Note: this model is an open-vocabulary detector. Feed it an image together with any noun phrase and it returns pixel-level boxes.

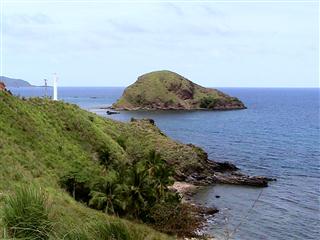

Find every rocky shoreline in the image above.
[175,150,275,188]
[184,163,276,187]
[170,173,275,239]
[170,182,218,239]
[169,155,276,238]
[111,104,246,111]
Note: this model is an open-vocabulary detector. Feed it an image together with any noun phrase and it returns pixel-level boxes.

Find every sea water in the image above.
[9,87,320,240]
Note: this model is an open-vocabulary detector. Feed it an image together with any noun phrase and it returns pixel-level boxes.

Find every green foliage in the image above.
[59,170,91,203]
[89,150,179,221]
[134,94,146,105]
[89,170,126,215]
[148,202,203,237]
[200,96,218,109]
[2,185,53,239]
[116,135,127,150]
[0,92,210,238]
[98,148,111,165]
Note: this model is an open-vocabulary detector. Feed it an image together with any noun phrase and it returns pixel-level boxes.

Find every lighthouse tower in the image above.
[53,73,58,101]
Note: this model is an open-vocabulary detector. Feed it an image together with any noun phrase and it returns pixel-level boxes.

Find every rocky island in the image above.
[112,70,246,110]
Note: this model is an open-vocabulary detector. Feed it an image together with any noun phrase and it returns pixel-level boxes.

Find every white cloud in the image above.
[2,2,318,87]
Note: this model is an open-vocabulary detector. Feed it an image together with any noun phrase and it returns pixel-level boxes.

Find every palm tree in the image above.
[89,171,125,215]
[124,162,156,218]
[89,151,179,219]
[146,150,175,201]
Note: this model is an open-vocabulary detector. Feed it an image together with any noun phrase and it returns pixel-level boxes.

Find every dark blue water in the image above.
[9,87,320,240]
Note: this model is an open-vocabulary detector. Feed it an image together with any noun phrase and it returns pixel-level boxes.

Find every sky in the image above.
[1,0,319,87]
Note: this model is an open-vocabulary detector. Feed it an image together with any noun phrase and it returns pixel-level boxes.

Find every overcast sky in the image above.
[1,0,319,87]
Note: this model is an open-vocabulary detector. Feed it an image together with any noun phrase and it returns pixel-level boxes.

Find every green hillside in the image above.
[0,91,213,239]
[112,70,246,110]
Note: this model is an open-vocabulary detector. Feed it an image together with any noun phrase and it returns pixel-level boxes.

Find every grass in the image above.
[0,184,171,240]
[0,91,212,239]
[2,185,52,239]
[113,70,244,110]
[51,218,137,240]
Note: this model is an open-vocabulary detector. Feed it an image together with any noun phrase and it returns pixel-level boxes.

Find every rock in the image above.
[215,195,220,198]
[106,110,120,115]
[211,172,271,187]
[147,119,155,125]
[177,168,273,188]
[210,161,239,172]
[169,181,198,198]
[205,207,219,215]
[0,82,6,91]
[197,206,219,215]
[130,118,155,125]
[0,82,12,95]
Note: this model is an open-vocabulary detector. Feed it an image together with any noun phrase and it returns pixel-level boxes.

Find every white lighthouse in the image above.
[53,73,58,101]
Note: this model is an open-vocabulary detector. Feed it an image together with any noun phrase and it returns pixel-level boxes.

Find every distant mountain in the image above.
[0,76,34,87]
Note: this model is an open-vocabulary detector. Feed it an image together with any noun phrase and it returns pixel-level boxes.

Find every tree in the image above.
[89,170,126,215]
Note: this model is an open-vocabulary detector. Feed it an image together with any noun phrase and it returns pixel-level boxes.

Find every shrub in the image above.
[116,135,127,150]
[199,96,218,109]
[98,149,110,165]
[148,202,203,237]
[59,170,91,203]
[88,115,95,122]
[2,185,53,239]
[134,94,145,105]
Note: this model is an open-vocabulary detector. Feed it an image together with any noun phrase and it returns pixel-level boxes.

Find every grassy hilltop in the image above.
[112,70,246,110]
[0,91,215,239]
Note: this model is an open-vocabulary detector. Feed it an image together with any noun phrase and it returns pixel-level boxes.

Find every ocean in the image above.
[8,87,320,240]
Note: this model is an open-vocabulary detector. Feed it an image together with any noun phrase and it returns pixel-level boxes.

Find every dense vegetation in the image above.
[0,91,209,239]
[112,70,245,110]
[199,96,219,109]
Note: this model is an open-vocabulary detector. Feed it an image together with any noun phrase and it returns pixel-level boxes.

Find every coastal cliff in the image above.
[112,70,246,111]
[0,91,269,239]
[129,118,271,187]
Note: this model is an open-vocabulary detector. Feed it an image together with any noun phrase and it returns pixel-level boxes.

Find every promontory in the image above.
[0,76,33,87]
[112,70,246,110]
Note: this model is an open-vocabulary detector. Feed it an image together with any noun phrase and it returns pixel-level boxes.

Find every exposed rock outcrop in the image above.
[0,82,6,91]
[184,160,274,187]
[131,118,274,188]
[0,82,12,95]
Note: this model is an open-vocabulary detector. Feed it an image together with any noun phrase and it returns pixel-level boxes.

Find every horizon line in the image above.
[12,85,320,89]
